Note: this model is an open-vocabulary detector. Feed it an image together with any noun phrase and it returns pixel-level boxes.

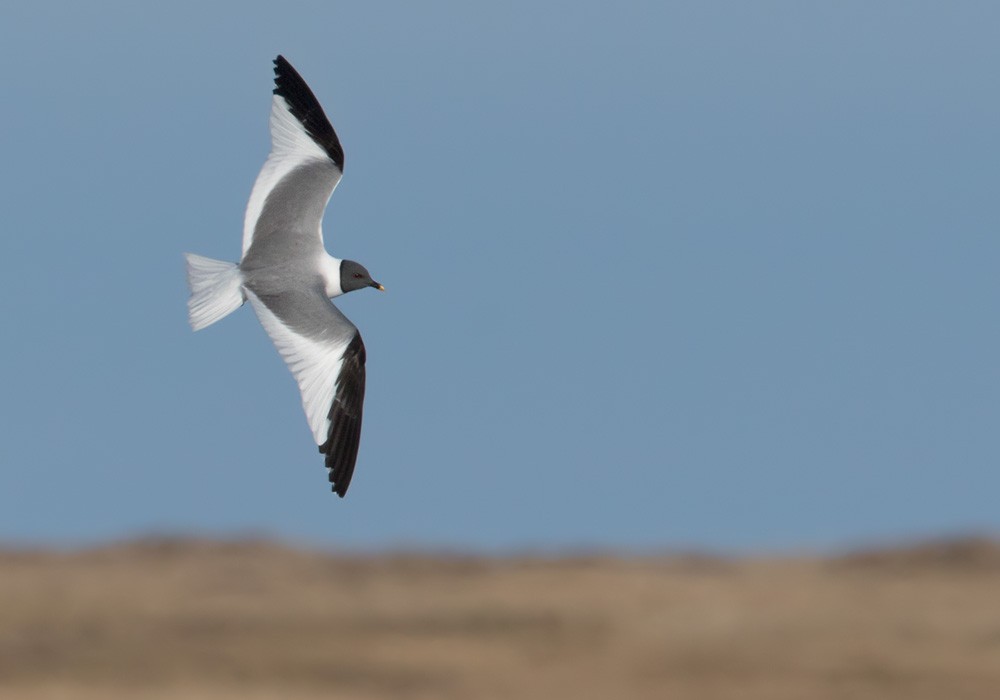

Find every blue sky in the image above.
[1,2,998,552]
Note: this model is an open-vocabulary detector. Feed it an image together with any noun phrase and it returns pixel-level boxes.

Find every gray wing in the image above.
[245,287,366,497]
[241,56,344,261]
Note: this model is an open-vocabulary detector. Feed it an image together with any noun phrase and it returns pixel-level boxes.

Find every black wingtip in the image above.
[318,332,367,498]
[271,55,345,171]
[319,440,354,498]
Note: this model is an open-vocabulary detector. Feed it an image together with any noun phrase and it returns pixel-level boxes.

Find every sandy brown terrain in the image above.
[1,537,998,699]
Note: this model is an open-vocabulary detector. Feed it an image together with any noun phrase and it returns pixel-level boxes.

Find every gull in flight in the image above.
[185,55,383,497]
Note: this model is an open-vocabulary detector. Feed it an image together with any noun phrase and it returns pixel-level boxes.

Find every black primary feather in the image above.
[272,55,345,171]
[319,332,367,497]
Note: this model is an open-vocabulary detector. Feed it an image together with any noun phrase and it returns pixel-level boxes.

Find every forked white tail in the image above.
[184,253,245,330]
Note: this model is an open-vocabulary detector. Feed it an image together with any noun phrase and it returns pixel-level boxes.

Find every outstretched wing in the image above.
[241,55,345,259]
[245,287,366,497]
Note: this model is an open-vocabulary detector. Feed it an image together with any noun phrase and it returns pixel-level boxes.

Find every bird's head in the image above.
[340,259,385,294]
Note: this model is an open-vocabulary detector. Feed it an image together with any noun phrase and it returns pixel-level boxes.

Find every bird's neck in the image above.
[321,254,344,298]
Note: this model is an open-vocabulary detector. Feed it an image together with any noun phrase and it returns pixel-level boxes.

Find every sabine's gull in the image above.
[185,55,383,497]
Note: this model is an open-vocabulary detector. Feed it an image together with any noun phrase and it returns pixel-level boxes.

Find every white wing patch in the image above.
[241,95,343,257]
[245,289,351,445]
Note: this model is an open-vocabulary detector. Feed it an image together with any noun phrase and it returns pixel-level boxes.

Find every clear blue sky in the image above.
[2,2,998,552]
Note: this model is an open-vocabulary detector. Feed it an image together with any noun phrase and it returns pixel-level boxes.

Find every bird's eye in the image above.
[353,273,364,279]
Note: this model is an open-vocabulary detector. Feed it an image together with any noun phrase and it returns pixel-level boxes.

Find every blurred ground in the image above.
[1,537,998,699]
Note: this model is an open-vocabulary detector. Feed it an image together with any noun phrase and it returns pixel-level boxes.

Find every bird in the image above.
[185,55,383,497]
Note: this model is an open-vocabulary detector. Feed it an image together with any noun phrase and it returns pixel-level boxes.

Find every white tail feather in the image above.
[184,253,245,331]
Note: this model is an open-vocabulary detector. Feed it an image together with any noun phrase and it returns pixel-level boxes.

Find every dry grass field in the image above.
[1,537,999,699]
